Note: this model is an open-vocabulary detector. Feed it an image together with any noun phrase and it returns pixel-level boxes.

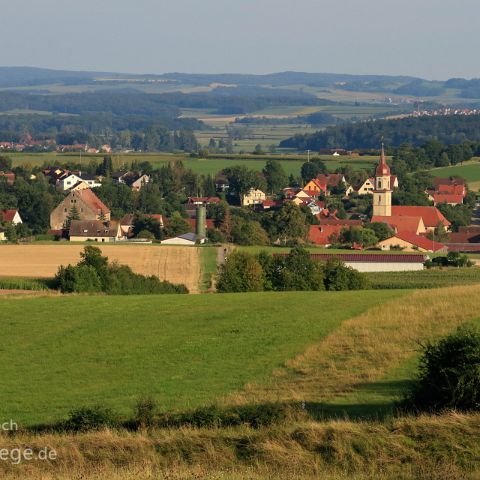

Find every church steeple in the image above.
[375,143,391,177]
[372,144,392,217]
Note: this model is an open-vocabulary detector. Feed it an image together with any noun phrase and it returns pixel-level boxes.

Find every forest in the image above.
[280,115,480,150]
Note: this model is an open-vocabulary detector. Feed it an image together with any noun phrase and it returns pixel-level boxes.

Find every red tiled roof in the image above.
[319,219,363,226]
[395,232,446,252]
[0,209,19,222]
[299,252,427,263]
[308,225,344,245]
[433,193,464,205]
[76,189,110,215]
[371,215,424,234]
[262,199,281,207]
[187,218,215,231]
[437,184,466,196]
[391,206,451,228]
[433,177,465,188]
[316,174,344,188]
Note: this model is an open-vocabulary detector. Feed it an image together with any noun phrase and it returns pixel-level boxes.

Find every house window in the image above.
[378,180,382,189]
[64,208,67,212]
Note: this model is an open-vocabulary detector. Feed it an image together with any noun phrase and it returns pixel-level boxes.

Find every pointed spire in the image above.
[376,142,391,176]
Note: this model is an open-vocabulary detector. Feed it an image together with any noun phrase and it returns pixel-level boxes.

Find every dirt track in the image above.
[0,245,201,293]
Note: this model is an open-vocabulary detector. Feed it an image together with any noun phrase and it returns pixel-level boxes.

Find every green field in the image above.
[9,151,379,177]
[366,267,480,289]
[0,290,402,425]
[428,159,480,190]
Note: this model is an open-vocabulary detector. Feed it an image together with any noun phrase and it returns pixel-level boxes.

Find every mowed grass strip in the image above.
[0,290,402,425]
[228,284,480,417]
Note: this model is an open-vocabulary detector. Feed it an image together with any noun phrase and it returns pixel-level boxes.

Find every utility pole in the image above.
[307,149,311,162]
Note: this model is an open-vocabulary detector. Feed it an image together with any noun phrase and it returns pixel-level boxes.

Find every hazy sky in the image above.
[2,0,478,79]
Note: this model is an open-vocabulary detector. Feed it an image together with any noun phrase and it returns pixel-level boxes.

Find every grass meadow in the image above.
[428,158,480,190]
[0,289,402,426]
[0,285,479,479]
[9,151,380,177]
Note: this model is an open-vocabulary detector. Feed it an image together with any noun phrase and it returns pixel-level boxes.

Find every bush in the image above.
[64,405,118,431]
[134,396,156,428]
[54,246,188,295]
[404,324,480,412]
[216,251,265,293]
[261,247,325,291]
[136,229,155,240]
[323,258,369,291]
[157,403,288,429]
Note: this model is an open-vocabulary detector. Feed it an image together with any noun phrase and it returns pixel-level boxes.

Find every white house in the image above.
[240,189,266,207]
[0,209,22,225]
[59,173,101,191]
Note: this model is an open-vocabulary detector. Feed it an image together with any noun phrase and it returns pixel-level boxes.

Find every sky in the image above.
[2,0,478,79]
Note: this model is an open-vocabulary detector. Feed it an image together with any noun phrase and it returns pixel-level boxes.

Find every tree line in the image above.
[280,115,480,150]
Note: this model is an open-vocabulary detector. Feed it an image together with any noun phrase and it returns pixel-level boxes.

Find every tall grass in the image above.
[0,412,478,479]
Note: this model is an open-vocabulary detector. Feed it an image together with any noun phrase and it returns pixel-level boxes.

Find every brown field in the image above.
[0,245,201,293]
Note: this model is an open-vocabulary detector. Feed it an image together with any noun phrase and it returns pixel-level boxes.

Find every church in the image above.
[370,146,450,252]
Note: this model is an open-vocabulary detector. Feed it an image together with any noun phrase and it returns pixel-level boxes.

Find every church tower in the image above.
[372,144,392,217]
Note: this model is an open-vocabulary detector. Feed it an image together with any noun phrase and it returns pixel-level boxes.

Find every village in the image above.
[1,146,478,273]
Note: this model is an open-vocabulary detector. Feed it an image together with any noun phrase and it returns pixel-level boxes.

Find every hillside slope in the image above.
[0,290,401,425]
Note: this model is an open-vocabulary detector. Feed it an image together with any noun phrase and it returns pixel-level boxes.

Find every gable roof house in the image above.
[240,188,266,207]
[378,232,447,253]
[50,189,111,230]
[356,176,398,195]
[0,209,22,225]
[371,215,427,235]
[391,206,451,231]
[432,193,465,206]
[432,177,465,189]
[112,171,150,191]
[303,178,328,198]
[69,220,123,242]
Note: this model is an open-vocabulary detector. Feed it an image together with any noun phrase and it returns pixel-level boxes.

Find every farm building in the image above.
[69,220,124,242]
[377,232,447,253]
[161,233,202,246]
[309,253,427,272]
[50,189,111,230]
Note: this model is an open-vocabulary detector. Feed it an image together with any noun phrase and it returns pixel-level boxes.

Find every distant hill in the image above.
[1,67,480,101]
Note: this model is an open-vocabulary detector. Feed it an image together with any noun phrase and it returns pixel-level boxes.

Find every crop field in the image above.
[428,159,480,190]
[0,289,403,425]
[0,244,201,293]
[366,267,480,289]
[9,151,380,176]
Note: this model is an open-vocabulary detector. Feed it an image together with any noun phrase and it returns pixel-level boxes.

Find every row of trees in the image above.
[54,246,188,294]
[217,247,368,293]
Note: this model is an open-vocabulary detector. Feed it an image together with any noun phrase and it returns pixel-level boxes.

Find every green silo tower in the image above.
[196,204,207,240]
